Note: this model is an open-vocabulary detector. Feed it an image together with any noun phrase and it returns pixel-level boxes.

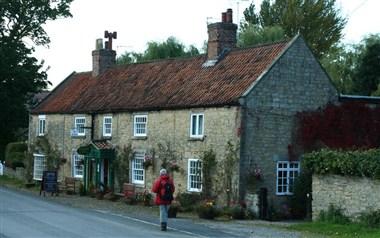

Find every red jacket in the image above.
[152,175,175,205]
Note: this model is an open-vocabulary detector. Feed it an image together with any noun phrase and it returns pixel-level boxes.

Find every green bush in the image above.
[177,192,201,212]
[359,210,380,228]
[230,205,247,220]
[5,142,27,169]
[303,149,380,179]
[318,204,350,224]
[197,201,220,220]
[290,171,312,219]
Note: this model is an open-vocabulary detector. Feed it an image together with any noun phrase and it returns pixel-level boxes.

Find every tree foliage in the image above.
[0,0,73,160]
[352,35,380,96]
[238,24,285,47]
[322,34,380,95]
[240,0,346,58]
[320,44,357,94]
[117,36,200,64]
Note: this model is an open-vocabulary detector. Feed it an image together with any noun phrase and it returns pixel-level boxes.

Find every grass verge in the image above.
[0,175,25,187]
[288,221,380,238]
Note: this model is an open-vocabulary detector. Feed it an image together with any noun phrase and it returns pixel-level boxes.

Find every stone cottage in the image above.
[29,9,338,213]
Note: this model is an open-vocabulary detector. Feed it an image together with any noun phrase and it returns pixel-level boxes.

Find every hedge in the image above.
[303,149,380,179]
[5,142,27,168]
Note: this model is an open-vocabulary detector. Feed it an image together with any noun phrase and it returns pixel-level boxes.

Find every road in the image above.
[0,187,243,238]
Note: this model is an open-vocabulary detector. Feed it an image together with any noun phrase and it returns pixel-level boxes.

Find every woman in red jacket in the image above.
[152,168,175,231]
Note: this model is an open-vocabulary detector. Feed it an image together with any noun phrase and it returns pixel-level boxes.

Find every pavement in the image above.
[2,185,307,238]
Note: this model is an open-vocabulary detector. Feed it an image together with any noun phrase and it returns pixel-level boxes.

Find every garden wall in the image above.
[312,174,380,220]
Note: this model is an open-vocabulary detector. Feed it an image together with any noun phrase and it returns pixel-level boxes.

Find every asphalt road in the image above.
[0,187,243,238]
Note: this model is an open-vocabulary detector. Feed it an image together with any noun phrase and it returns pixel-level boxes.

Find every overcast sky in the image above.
[33,0,379,88]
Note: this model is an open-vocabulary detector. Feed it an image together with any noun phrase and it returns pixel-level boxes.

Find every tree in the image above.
[0,0,73,160]
[240,0,346,59]
[351,35,380,96]
[238,24,286,47]
[117,36,200,64]
[320,44,357,94]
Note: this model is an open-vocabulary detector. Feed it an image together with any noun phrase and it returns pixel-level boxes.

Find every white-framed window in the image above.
[188,159,202,192]
[133,115,147,137]
[38,115,46,136]
[72,151,84,178]
[103,116,112,137]
[132,151,145,184]
[74,116,86,136]
[190,113,204,138]
[276,161,300,195]
[33,154,46,181]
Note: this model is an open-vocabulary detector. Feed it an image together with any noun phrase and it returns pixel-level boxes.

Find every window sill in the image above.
[188,136,204,141]
[133,183,145,188]
[132,136,147,140]
[71,135,86,139]
[276,193,293,196]
[102,136,112,140]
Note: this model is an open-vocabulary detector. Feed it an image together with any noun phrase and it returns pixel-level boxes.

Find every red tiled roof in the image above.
[93,140,113,150]
[32,41,290,114]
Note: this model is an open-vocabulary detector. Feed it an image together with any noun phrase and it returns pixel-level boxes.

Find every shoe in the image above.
[161,222,167,231]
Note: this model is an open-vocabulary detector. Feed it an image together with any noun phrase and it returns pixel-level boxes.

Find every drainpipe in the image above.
[238,96,248,202]
[91,113,95,141]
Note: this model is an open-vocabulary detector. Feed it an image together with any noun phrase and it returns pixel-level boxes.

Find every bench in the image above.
[123,183,135,199]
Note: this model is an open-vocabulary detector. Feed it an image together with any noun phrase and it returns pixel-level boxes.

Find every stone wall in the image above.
[29,106,241,203]
[240,36,338,210]
[312,175,380,220]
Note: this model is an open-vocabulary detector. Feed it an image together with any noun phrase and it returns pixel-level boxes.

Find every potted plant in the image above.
[168,200,180,218]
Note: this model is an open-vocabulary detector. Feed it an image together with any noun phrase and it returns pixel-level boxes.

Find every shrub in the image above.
[359,210,380,228]
[303,149,380,179]
[197,200,221,219]
[177,192,201,212]
[318,204,350,224]
[5,142,27,169]
[290,170,312,219]
[230,204,247,220]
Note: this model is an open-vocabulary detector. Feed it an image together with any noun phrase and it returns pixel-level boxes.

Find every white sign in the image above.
[70,128,79,137]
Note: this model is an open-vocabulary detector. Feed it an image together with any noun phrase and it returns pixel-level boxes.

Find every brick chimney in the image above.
[207,9,237,60]
[92,31,117,77]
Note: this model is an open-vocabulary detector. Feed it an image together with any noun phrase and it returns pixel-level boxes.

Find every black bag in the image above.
[160,181,174,201]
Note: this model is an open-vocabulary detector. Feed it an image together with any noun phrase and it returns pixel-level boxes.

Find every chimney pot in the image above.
[222,12,227,23]
[226,8,233,23]
[95,38,103,50]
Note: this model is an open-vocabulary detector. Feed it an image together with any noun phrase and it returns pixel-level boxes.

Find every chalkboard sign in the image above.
[40,170,58,196]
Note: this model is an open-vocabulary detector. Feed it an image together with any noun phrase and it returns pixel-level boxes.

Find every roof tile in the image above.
[32,41,289,114]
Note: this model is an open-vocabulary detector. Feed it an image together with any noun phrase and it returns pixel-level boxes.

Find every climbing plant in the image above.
[34,137,61,170]
[296,102,380,152]
[223,141,239,206]
[157,142,182,173]
[201,148,217,198]
[113,144,133,192]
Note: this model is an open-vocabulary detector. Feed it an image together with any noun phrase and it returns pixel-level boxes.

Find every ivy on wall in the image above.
[303,148,380,179]
[296,102,380,151]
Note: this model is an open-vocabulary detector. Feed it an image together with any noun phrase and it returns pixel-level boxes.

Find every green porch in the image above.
[77,141,115,193]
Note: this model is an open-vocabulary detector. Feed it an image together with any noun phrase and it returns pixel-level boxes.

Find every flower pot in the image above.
[168,206,178,218]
